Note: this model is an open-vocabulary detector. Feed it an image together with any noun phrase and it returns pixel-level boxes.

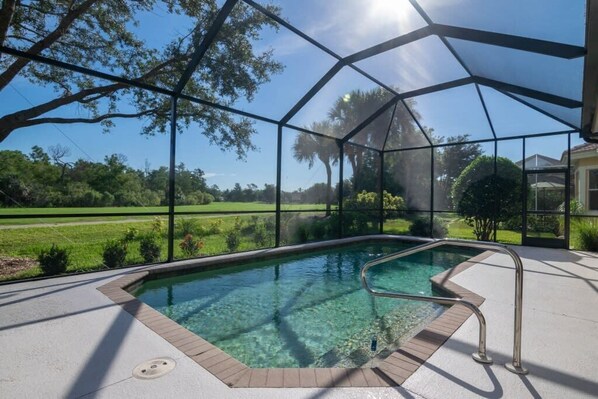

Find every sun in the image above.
[368,0,414,26]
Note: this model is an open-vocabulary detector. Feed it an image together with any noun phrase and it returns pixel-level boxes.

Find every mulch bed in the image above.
[0,256,38,279]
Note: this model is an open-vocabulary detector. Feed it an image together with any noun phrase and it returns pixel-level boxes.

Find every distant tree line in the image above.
[0,145,211,207]
[0,146,344,208]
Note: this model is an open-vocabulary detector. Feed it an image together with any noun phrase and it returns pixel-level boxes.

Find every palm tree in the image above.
[328,89,390,181]
[292,121,339,215]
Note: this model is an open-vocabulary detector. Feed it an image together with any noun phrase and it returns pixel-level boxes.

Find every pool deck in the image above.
[1,242,597,398]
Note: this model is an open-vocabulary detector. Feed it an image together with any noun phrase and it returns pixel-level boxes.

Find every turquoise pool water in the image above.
[134,242,480,368]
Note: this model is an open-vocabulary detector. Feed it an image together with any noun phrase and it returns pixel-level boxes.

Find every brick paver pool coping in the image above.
[97,237,493,388]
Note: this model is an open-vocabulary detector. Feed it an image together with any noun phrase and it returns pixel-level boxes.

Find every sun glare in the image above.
[368,0,414,26]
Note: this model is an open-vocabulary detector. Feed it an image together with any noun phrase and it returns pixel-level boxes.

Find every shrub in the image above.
[409,217,448,238]
[264,216,275,232]
[38,244,70,275]
[102,239,128,268]
[575,219,598,251]
[225,230,241,252]
[502,217,522,232]
[139,234,161,263]
[345,190,406,220]
[341,212,374,236]
[123,227,138,242]
[208,218,224,235]
[310,219,328,240]
[233,216,243,230]
[528,215,561,237]
[151,217,165,235]
[177,218,197,237]
[179,234,203,257]
[453,156,521,241]
[202,193,214,204]
[294,223,310,243]
[253,221,270,247]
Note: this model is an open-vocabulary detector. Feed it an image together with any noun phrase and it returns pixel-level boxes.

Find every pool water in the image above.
[134,242,480,368]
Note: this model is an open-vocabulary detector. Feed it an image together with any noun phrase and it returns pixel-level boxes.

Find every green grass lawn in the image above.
[0,214,282,281]
[0,211,532,282]
[384,216,523,245]
[0,202,328,225]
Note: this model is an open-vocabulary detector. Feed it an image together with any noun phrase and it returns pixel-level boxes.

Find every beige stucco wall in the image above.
[575,157,598,168]
[573,155,598,211]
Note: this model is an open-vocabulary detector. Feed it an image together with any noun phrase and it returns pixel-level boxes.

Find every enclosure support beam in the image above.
[433,24,585,59]
[493,140,498,241]
[338,142,344,238]
[565,133,572,249]
[275,124,283,247]
[280,62,344,125]
[342,97,399,144]
[167,97,178,262]
[430,146,434,238]
[499,90,579,130]
[379,151,385,234]
[521,138,527,246]
[173,0,238,95]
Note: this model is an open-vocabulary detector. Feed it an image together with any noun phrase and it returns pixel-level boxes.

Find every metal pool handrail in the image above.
[360,238,528,375]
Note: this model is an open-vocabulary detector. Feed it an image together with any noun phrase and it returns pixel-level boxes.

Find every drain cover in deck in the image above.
[132,358,176,379]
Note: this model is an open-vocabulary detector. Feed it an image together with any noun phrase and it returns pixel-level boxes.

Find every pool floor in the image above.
[133,243,481,369]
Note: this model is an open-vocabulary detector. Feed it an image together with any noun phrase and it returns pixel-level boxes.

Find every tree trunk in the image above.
[325,161,332,216]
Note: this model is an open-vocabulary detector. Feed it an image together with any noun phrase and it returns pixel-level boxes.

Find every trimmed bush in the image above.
[139,234,161,263]
[102,239,128,268]
[38,244,70,275]
[225,230,240,252]
[409,217,448,238]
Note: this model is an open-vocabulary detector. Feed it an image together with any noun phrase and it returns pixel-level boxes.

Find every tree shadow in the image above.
[0,303,117,332]
[0,273,119,308]
[64,301,138,398]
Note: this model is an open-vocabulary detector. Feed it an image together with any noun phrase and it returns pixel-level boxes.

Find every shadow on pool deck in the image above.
[432,337,598,398]
[65,302,137,398]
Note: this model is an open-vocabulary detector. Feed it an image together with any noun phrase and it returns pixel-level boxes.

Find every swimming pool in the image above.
[133,241,481,369]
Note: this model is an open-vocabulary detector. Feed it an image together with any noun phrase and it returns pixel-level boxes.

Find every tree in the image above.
[292,122,339,215]
[327,88,389,189]
[0,1,283,158]
[326,88,432,205]
[435,135,482,210]
[49,144,72,181]
[259,183,275,203]
[452,156,522,241]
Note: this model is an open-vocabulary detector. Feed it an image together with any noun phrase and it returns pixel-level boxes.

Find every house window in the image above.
[589,170,598,210]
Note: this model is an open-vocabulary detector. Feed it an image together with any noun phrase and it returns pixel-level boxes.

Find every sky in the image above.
[0,0,586,191]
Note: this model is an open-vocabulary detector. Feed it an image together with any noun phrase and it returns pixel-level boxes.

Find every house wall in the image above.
[573,157,598,212]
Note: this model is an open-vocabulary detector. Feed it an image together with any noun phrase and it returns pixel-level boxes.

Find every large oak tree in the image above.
[0,0,282,158]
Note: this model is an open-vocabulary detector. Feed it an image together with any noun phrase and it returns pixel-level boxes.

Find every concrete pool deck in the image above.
[1,244,597,398]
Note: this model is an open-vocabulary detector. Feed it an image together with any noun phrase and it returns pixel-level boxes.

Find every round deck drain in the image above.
[132,358,175,379]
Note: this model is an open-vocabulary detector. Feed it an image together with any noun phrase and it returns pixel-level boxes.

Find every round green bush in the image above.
[38,244,70,275]
[139,234,161,263]
[102,240,127,268]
